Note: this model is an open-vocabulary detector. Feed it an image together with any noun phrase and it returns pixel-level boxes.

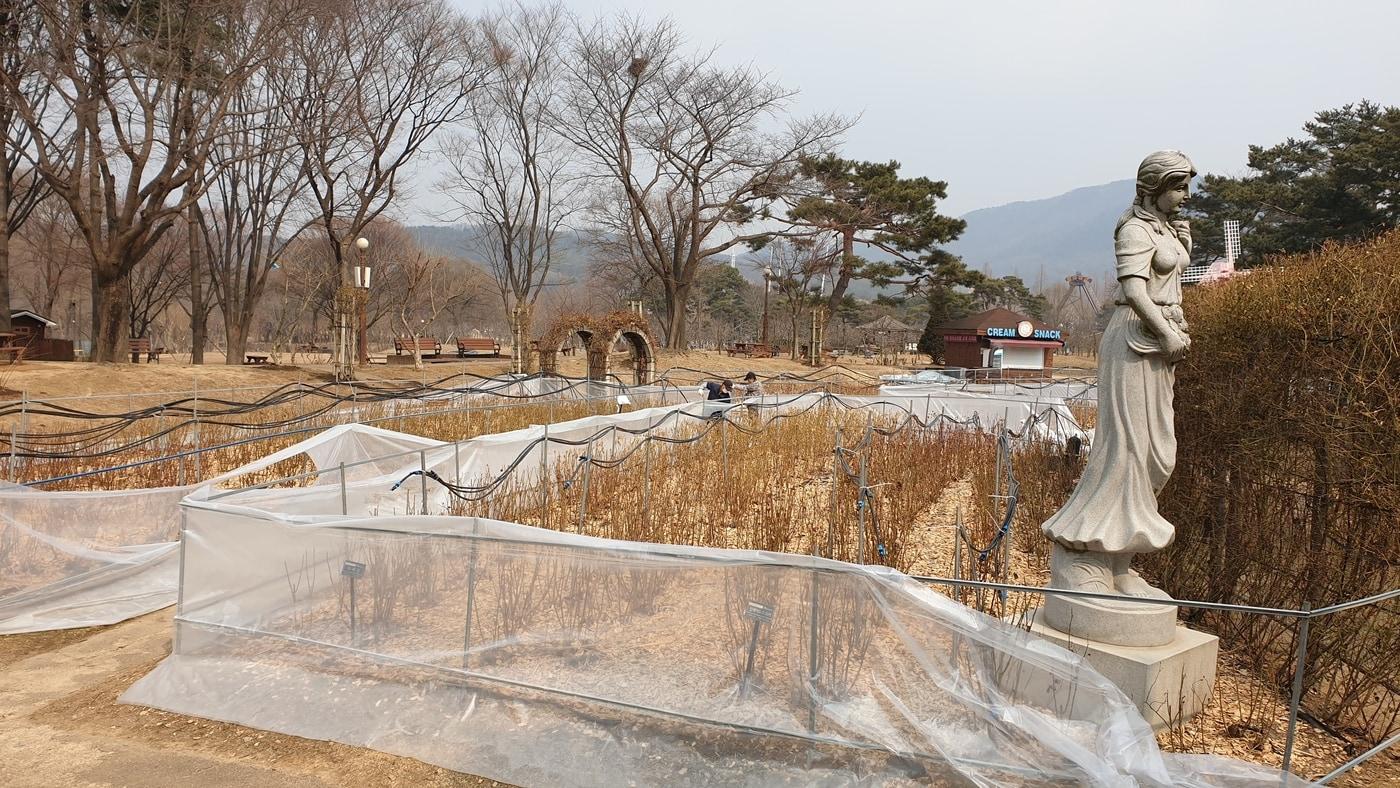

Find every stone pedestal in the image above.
[1010,609,1219,730]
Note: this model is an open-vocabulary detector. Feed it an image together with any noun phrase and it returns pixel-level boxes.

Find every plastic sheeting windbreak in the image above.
[123,513,1305,786]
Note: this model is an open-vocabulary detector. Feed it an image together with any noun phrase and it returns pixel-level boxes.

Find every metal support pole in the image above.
[349,576,358,646]
[828,427,841,559]
[642,435,652,531]
[1281,604,1312,778]
[339,462,348,515]
[857,435,868,566]
[419,449,429,514]
[577,437,593,533]
[7,426,14,480]
[192,380,202,481]
[462,518,479,669]
[721,415,729,487]
[175,508,189,652]
[540,424,550,527]
[807,565,820,733]
[454,440,461,486]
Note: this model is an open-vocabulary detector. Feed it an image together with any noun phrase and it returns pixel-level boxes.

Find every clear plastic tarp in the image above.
[0,388,1081,634]
[121,507,1306,787]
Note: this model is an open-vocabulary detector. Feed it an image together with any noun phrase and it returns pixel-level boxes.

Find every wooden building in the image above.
[931,307,1064,378]
[5,310,74,361]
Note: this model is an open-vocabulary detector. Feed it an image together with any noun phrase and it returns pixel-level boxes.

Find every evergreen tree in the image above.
[1187,101,1400,265]
[785,155,965,326]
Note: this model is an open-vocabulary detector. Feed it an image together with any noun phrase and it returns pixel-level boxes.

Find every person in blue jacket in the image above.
[703,379,733,402]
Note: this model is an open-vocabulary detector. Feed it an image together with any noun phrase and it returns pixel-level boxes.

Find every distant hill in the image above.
[948,179,1133,287]
[410,179,1134,298]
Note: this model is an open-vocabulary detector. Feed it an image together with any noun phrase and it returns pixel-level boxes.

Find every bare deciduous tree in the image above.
[394,252,485,370]
[437,2,578,373]
[127,227,189,343]
[202,53,312,365]
[284,0,487,379]
[555,15,847,349]
[13,199,86,319]
[766,237,837,359]
[0,3,54,332]
[0,0,293,361]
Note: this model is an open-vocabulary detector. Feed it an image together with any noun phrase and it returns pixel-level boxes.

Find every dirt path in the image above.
[0,611,506,788]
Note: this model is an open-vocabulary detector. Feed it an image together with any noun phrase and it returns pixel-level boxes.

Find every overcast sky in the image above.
[418,0,1400,222]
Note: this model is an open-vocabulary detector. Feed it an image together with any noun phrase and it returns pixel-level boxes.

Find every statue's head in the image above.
[1134,150,1196,215]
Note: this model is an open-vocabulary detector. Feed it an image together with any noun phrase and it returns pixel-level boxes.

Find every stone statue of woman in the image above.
[1040,150,1195,646]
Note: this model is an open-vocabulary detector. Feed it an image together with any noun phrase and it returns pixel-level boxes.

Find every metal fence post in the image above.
[339,462,349,515]
[462,518,480,669]
[721,415,729,487]
[577,436,593,533]
[642,435,652,531]
[807,562,821,734]
[540,424,550,527]
[856,431,868,565]
[829,427,842,559]
[192,379,202,481]
[1281,603,1312,779]
[419,449,429,514]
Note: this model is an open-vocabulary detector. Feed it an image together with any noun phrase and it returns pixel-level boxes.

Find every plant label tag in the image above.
[341,560,366,578]
[744,601,775,625]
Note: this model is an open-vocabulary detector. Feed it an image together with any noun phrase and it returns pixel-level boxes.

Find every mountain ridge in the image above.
[408,178,1135,298]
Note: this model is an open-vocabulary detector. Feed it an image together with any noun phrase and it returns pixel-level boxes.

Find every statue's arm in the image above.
[1120,277,1187,358]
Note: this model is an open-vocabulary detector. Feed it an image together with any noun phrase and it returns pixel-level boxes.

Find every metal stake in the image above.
[419,449,429,514]
[807,565,821,733]
[462,518,479,669]
[721,415,729,487]
[339,462,348,515]
[642,435,652,530]
[540,424,550,527]
[1281,604,1312,778]
[828,427,841,559]
[857,435,868,566]
[577,437,593,533]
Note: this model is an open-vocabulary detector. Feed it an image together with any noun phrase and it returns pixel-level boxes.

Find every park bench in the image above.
[456,337,501,358]
[129,338,162,363]
[394,337,442,357]
[244,353,270,365]
[529,340,579,357]
[726,342,774,358]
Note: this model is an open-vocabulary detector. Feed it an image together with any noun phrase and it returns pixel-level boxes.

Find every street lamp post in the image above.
[353,237,371,366]
[760,266,773,346]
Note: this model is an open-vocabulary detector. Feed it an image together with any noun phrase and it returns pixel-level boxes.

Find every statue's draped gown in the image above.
[1042,206,1190,554]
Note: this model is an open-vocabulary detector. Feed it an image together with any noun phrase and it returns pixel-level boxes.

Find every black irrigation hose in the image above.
[1,364,874,459]
[384,392,1070,516]
[4,373,650,460]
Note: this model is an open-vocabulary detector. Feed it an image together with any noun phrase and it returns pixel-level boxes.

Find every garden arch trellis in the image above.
[537,312,656,385]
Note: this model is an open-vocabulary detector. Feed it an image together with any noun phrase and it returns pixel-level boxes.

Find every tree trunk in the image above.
[0,169,10,333]
[189,204,206,363]
[822,227,856,332]
[225,317,249,368]
[91,266,131,362]
[516,303,534,374]
[789,313,799,360]
[664,280,691,349]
